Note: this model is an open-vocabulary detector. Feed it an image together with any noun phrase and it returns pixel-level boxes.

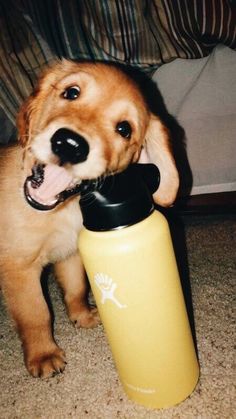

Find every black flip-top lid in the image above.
[79,163,160,231]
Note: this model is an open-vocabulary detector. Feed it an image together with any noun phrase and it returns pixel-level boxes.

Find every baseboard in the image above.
[173,191,236,215]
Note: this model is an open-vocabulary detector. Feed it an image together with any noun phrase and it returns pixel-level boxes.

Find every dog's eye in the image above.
[116,121,132,139]
[62,86,80,100]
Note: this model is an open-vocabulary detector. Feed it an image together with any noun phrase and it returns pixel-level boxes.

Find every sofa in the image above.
[153,44,236,211]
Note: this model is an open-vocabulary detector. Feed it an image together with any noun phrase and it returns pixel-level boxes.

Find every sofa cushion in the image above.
[153,45,236,196]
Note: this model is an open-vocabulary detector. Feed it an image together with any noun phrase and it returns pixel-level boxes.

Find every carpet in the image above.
[0,213,235,419]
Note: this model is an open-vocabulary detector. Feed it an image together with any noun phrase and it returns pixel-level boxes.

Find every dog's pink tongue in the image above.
[28,164,74,205]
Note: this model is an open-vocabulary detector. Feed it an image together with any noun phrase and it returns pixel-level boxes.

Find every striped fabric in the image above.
[0,0,235,126]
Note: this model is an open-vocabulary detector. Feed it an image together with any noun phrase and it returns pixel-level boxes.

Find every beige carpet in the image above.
[0,214,235,419]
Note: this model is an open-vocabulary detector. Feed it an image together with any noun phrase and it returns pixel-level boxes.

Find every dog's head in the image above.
[17,60,179,209]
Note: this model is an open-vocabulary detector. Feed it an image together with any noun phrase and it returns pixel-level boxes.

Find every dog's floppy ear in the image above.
[139,114,179,207]
[16,60,69,147]
[17,93,37,147]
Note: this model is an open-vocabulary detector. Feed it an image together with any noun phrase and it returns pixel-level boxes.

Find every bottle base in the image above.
[123,368,200,410]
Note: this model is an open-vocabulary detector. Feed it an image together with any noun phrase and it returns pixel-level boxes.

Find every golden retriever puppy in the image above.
[0,60,179,378]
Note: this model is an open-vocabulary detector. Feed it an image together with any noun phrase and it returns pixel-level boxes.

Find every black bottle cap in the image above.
[79,163,160,231]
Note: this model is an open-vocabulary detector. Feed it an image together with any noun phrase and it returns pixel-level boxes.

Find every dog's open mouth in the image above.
[24,163,83,211]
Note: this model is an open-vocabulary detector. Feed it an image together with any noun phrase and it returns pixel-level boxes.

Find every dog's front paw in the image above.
[70,306,100,328]
[26,346,66,378]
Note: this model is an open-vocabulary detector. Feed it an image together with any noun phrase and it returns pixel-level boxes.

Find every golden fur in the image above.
[0,61,179,378]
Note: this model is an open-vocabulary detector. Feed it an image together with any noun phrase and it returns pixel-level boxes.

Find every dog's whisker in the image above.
[21,127,42,138]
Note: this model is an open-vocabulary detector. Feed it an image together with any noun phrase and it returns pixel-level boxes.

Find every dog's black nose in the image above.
[51,128,89,164]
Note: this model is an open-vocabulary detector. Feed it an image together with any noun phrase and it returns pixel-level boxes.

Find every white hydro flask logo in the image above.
[94,273,127,309]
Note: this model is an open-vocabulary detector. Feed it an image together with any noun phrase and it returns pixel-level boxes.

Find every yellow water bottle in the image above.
[78,164,199,409]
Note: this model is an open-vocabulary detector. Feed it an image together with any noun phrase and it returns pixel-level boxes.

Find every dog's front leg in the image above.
[54,252,100,328]
[2,266,66,378]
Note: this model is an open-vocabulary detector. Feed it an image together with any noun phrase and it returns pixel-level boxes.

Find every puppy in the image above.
[0,60,179,378]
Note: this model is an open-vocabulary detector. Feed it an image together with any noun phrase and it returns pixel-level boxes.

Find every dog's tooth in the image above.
[30,164,45,188]
[31,180,39,189]
[37,164,45,176]
[31,178,43,189]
